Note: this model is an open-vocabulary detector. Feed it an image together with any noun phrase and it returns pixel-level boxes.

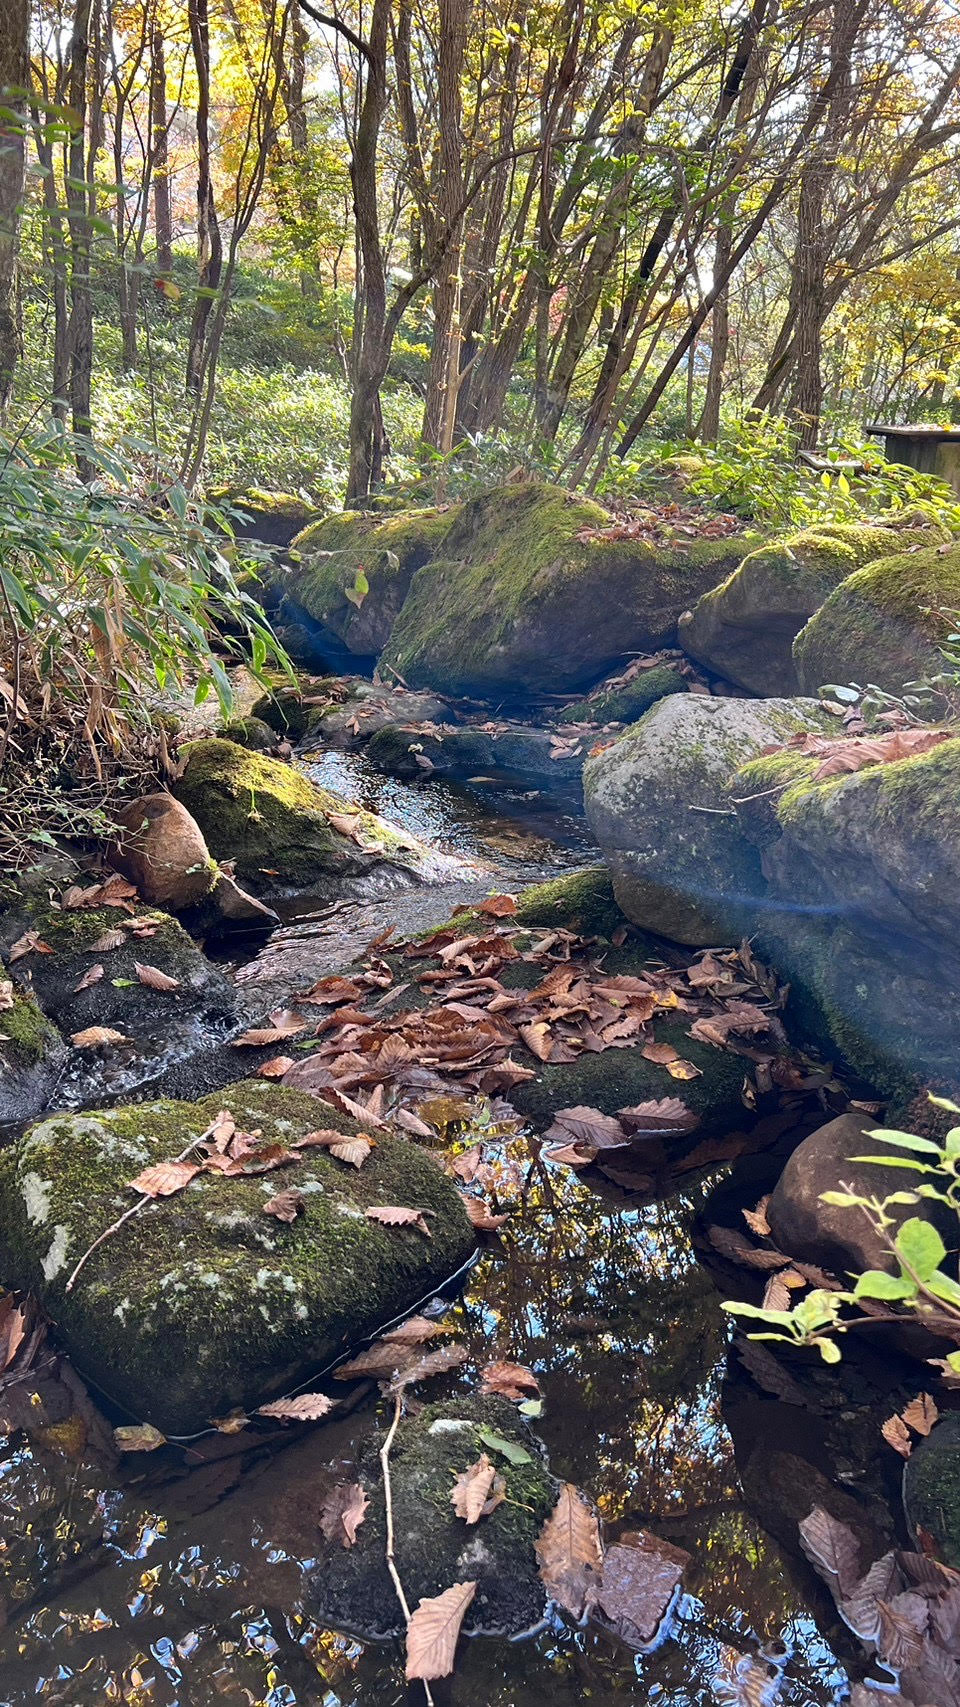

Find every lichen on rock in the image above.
[0,1080,475,1433]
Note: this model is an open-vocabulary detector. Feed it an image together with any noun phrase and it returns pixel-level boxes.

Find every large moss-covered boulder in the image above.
[380,483,751,701]
[679,519,948,695]
[313,1394,556,1639]
[794,541,960,694]
[173,737,428,896]
[213,485,320,548]
[904,1415,960,1568]
[0,1080,475,1434]
[583,693,832,944]
[289,506,460,657]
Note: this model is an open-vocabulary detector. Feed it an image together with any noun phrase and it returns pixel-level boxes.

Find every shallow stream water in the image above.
[0,746,885,1705]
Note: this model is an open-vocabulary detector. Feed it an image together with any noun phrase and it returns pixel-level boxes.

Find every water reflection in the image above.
[0,1142,852,1706]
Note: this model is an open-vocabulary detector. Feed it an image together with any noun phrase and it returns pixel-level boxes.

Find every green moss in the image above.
[251,687,317,740]
[381,482,753,699]
[173,737,409,889]
[732,751,821,846]
[1,993,57,1062]
[219,716,277,752]
[1,1079,474,1433]
[558,663,688,724]
[289,506,460,651]
[513,868,628,938]
[906,1423,960,1568]
[794,541,960,693]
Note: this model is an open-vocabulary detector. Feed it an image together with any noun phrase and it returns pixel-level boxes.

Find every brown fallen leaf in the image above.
[129,1160,201,1198]
[262,1188,306,1223]
[536,1483,604,1618]
[544,1141,597,1168]
[544,1105,627,1151]
[881,1414,914,1457]
[641,1041,679,1065]
[256,1055,294,1078]
[451,1454,498,1523]
[232,1018,309,1045]
[459,1193,510,1231]
[319,1481,370,1547]
[666,1058,702,1080]
[293,1127,375,1168]
[210,1408,250,1434]
[405,1580,477,1681]
[478,894,518,917]
[366,1205,433,1237]
[520,1020,553,1061]
[0,1293,27,1373]
[743,1195,771,1238]
[71,1024,132,1048]
[9,930,54,961]
[390,1342,469,1389]
[706,1224,791,1270]
[591,1533,686,1649]
[381,1315,445,1345]
[134,962,180,992]
[798,1505,863,1597]
[257,1392,336,1422]
[618,1098,699,1135]
[901,1392,939,1436]
[88,926,127,953]
[114,1422,167,1452]
[480,1360,541,1402]
[72,963,105,993]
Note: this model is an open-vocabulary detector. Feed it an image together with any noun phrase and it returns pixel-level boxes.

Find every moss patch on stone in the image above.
[381,482,752,701]
[289,506,460,655]
[557,664,688,724]
[219,715,278,752]
[0,1079,474,1433]
[794,541,960,693]
[513,868,628,938]
[312,1393,555,1639]
[1,991,59,1062]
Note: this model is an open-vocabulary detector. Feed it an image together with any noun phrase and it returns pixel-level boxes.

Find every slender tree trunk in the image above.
[151,24,173,273]
[186,0,222,395]
[0,0,28,419]
[421,0,470,450]
[346,0,391,502]
[700,219,731,440]
[66,0,96,472]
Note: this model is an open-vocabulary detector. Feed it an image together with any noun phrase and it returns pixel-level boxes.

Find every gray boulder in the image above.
[583,693,832,944]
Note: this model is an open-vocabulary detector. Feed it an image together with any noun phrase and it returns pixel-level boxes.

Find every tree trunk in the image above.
[151,24,173,273]
[421,0,470,451]
[186,0,222,395]
[699,219,731,441]
[66,0,96,471]
[345,0,391,503]
[0,0,28,419]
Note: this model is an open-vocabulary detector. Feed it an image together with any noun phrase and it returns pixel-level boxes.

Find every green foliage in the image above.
[723,1098,960,1379]
[599,414,960,530]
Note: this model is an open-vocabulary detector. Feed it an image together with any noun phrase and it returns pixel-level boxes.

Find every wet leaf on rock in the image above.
[591,1533,686,1649]
[365,1204,433,1236]
[405,1580,477,1680]
[71,1024,132,1048]
[257,1392,336,1422]
[641,1041,679,1064]
[262,1188,305,1222]
[72,963,105,993]
[88,926,127,952]
[134,961,180,991]
[477,894,517,917]
[480,1360,541,1402]
[256,1055,295,1078]
[666,1058,702,1080]
[451,1453,498,1523]
[881,1414,914,1458]
[743,1196,771,1238]
[319,1480,370,1547]
[129,1160,201,1197]
[536,1483,603,1618]
[901,1393,939,1436]
[798,1505,862,1597]
[232,1017,310,1045]
[390,1342,469,1390]
[114,1422,167,1452]
[10,930,55,961]
[543,1106,628,1151]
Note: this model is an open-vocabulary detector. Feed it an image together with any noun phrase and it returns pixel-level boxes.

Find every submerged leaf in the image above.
[319,1481,370,1547]
[536,1483,604,1618]
[257,1392,336,1422]
[405,1580,477,1680]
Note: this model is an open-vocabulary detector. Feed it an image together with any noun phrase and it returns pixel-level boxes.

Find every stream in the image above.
[0,744,889,1705]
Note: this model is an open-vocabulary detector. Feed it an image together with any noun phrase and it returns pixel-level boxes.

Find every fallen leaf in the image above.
[743,1196,772,1238]
[262,1188,305,1223]
[901,1393,939,1436]
[707,1224,791,1269]
[618,1098,699,1135]
[129,1160,201,1198]
[0,1294,27,1372]
[520,1021,553,1061]
[641,1042,679,1064]
[536,1482,604,1618]
[134,962,180,992]
[114,1422,167,1452]
[478,894,518,917]
[405,1580,477,1680]
[476,1425,532,1465]
[366,1205,433,1237]
[232,1018,309,1045]
[256,1392,336,1422]
[543,1105,627,1151]
[88,927,127,952]
[881,1414,914,1457]
[459,1193,510,1230]
[72,963,105,993]
[591,1533,685,1648]
[9,930,54,961]
[319,1481,370,1547]
[391,1343,469,1389]
[798,1505,862,1596]
[480,1360,541,1402]
[210,1408,250,1433]
[381,1315,445,1345]
[451,1454,498,1523]
[70,1024,131,1048]
[256,1055,294,1078]
[666,1058,702,1080]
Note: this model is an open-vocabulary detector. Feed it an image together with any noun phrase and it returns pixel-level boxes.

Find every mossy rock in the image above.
[904,1415,960,1568]
[312,1394,556,1639]
[583,692,834,945]
[251,686,320,741]
[0,1080,475,1434]
[680,520,948,696]
[172,738,416,895]
[0,901,234,1038]
[381,482,753,702]
[212,485,320,548]
[513,868,627,938]
[557,663,688,724]
[219,716,278,753]
[289,506,460,656]
[0,991,67,1124]
[794,541,960,694]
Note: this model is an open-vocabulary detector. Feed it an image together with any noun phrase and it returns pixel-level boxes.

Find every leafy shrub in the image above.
[723,1099,960,1379]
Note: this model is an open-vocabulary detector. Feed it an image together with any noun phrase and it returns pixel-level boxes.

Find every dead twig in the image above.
[381,1391,435,1707]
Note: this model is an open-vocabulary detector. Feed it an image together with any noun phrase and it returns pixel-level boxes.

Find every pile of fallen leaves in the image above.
[764,724,952,784]
[577,501,742,547]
